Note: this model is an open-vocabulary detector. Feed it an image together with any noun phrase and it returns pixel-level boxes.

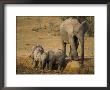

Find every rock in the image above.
[65,61,80,73]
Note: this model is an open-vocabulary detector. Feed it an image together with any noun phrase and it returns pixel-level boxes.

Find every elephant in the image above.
[30,44,48,71]
[60,17,88,66]
[47,49,68,73]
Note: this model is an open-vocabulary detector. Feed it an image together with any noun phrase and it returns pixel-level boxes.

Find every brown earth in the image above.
[16,16,94,74]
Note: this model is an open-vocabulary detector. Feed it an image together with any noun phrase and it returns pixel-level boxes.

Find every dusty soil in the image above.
[16,16,94,74]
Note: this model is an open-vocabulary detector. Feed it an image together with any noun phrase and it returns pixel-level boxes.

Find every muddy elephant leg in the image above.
[69,34,79,60]
[49,61,53,72]
[41,61,46,73]
[34,61,39,70]
[42,60,46,70]
[57,64,62,74]
[59,64,65,74]
[46,61,49,70]
[37,61,42,71]
[32,59,36,68]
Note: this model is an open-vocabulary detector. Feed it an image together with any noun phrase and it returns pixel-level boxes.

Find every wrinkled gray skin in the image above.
[30,44,48,71]
[60,18,88,65]
[47,49,68,73]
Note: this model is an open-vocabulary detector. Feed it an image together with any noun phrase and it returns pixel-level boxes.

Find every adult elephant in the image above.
[60,17,88,66]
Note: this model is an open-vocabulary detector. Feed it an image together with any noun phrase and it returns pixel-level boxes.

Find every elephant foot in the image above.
[70,55,74,60]
[40,70,44,74]
[80,64,84,68]
[79,61,85,68]
[74,56,79,61]
[36,68,39,71]
[48,70,52,73]
[58,71,62,74]
[70,55,79,61]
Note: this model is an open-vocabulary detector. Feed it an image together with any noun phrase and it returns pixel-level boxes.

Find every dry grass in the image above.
[16,16,94,74]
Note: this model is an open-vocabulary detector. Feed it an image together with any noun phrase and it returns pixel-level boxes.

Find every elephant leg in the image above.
[49,61,53,71]
[57,64,62,74]
[69,45,71,58]
[32,60,36,68]
[77,34,84,66]
[42,60,46,70]
[38,61,42,71]
[35,61,39,70]
[61,40,66,56]
[46,61,49,70]
[74,36,79,51]
[69,45,74,60]
[60,63,65,74]
[69,34,79,60]
[41,61,46,73]
[80,37,84,65]
[69,36,79,60]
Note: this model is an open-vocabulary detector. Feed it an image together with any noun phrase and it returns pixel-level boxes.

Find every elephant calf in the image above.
[30,44,48,71]
[47,49,68,73]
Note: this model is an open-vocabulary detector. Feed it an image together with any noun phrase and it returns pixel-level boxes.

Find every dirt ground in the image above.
[16,16,94,74]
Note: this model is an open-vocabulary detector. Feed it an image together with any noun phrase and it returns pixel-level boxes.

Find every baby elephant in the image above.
[30,44,48,71]
[47,49,68,73]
